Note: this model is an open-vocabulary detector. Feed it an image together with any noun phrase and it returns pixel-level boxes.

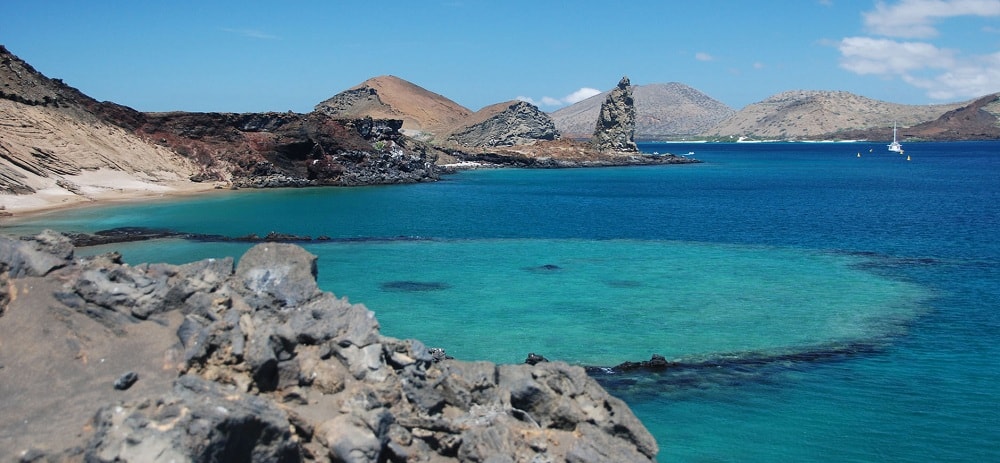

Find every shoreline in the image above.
[0,173,223,222]
[2,154,697,222]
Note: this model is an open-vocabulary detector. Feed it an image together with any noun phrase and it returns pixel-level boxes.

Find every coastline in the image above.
[0,169,223,221]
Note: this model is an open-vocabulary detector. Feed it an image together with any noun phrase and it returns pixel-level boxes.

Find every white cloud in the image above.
[563,87,602,104]
[518,87,603,108]
[541,96,563,106]
[863,0,1000,39]
[903,51,1000,99]
[838,37,955,74]
[838,0,1000,101]
[695,52,714,61]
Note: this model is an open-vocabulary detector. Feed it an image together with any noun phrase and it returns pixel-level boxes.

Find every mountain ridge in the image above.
[703,90,983,140]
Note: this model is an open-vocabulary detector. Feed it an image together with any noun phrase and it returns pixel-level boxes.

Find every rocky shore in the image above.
[0,231,658,462]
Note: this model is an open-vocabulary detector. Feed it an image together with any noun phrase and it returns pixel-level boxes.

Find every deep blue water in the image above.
[5,141,999,462]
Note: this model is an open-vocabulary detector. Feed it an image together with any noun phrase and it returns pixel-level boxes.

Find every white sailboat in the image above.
[888,122,903,153]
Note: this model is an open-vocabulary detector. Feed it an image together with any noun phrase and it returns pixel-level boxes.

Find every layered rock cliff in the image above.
[0,45,198,197]
[0,232,659,462]
[591,77,639,152]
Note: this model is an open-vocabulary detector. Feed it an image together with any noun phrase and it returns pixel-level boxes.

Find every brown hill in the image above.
[704,90,966,140]
[551,83,735,139]
[313,75,472,140]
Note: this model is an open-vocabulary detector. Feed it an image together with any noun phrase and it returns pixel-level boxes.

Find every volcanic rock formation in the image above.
[446,100,560,147]
[0,231,659,462]
[134,112,442,187]
[591,77,639,152]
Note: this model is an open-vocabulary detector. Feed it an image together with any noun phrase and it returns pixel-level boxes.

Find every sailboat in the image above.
[888,122,903,153]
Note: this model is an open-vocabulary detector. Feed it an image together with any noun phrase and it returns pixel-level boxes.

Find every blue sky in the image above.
[3,1,998,113]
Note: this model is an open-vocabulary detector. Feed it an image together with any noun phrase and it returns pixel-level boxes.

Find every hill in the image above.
[704,90,968,140]
[313,75,472,141]
[0,45,202,210]
[550,82,735,140]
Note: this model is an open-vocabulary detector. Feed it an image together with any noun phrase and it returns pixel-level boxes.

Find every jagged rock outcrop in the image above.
[0,232,658,462]
[591,77,639,152]
[447,100,559,147]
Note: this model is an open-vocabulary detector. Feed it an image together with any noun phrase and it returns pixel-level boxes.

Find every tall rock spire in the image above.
[591,76,638,152]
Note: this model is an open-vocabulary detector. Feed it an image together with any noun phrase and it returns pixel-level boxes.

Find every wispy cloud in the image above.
[862,0,1000,39]
[695,52,714,61]
[517,87,602,107]
[221,28,280,40]
[838,0,1000,101]
[839,37,956,74]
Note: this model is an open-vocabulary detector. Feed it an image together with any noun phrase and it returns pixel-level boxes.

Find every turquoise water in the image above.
[6,141,998,462]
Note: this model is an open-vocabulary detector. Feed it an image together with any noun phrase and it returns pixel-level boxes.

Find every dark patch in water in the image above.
[605,279,643,288]
[836,249,941,270]
[65,226,434,247]
[380,281,452,292]
[567,341,890,399]
[525,264,562,273]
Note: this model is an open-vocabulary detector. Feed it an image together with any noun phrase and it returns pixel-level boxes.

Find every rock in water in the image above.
[592,76,639,153]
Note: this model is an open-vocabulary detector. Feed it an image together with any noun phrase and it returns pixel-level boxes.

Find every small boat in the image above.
[857,152,861,157]
[888,122,903,153]
[906,155,911,161]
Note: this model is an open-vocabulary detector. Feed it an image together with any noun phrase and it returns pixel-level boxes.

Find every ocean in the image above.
[6,141,998,462]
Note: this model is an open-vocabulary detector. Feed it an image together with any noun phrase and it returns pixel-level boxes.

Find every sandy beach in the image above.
[0,168,222,221]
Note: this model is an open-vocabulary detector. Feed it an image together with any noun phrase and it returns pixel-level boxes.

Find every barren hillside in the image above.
[0,45,203,212]
[705,90,964,139]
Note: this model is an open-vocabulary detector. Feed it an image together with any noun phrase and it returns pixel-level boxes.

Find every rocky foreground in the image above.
[0,231,657,462]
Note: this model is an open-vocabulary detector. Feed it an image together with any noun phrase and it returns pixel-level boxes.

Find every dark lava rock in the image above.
[592,76,639,153]
[113,371,139,390]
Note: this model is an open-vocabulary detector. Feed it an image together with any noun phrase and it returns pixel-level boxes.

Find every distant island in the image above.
[1,43,997,216]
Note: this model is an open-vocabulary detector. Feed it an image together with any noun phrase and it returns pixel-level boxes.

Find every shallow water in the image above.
[6,141,999,462]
